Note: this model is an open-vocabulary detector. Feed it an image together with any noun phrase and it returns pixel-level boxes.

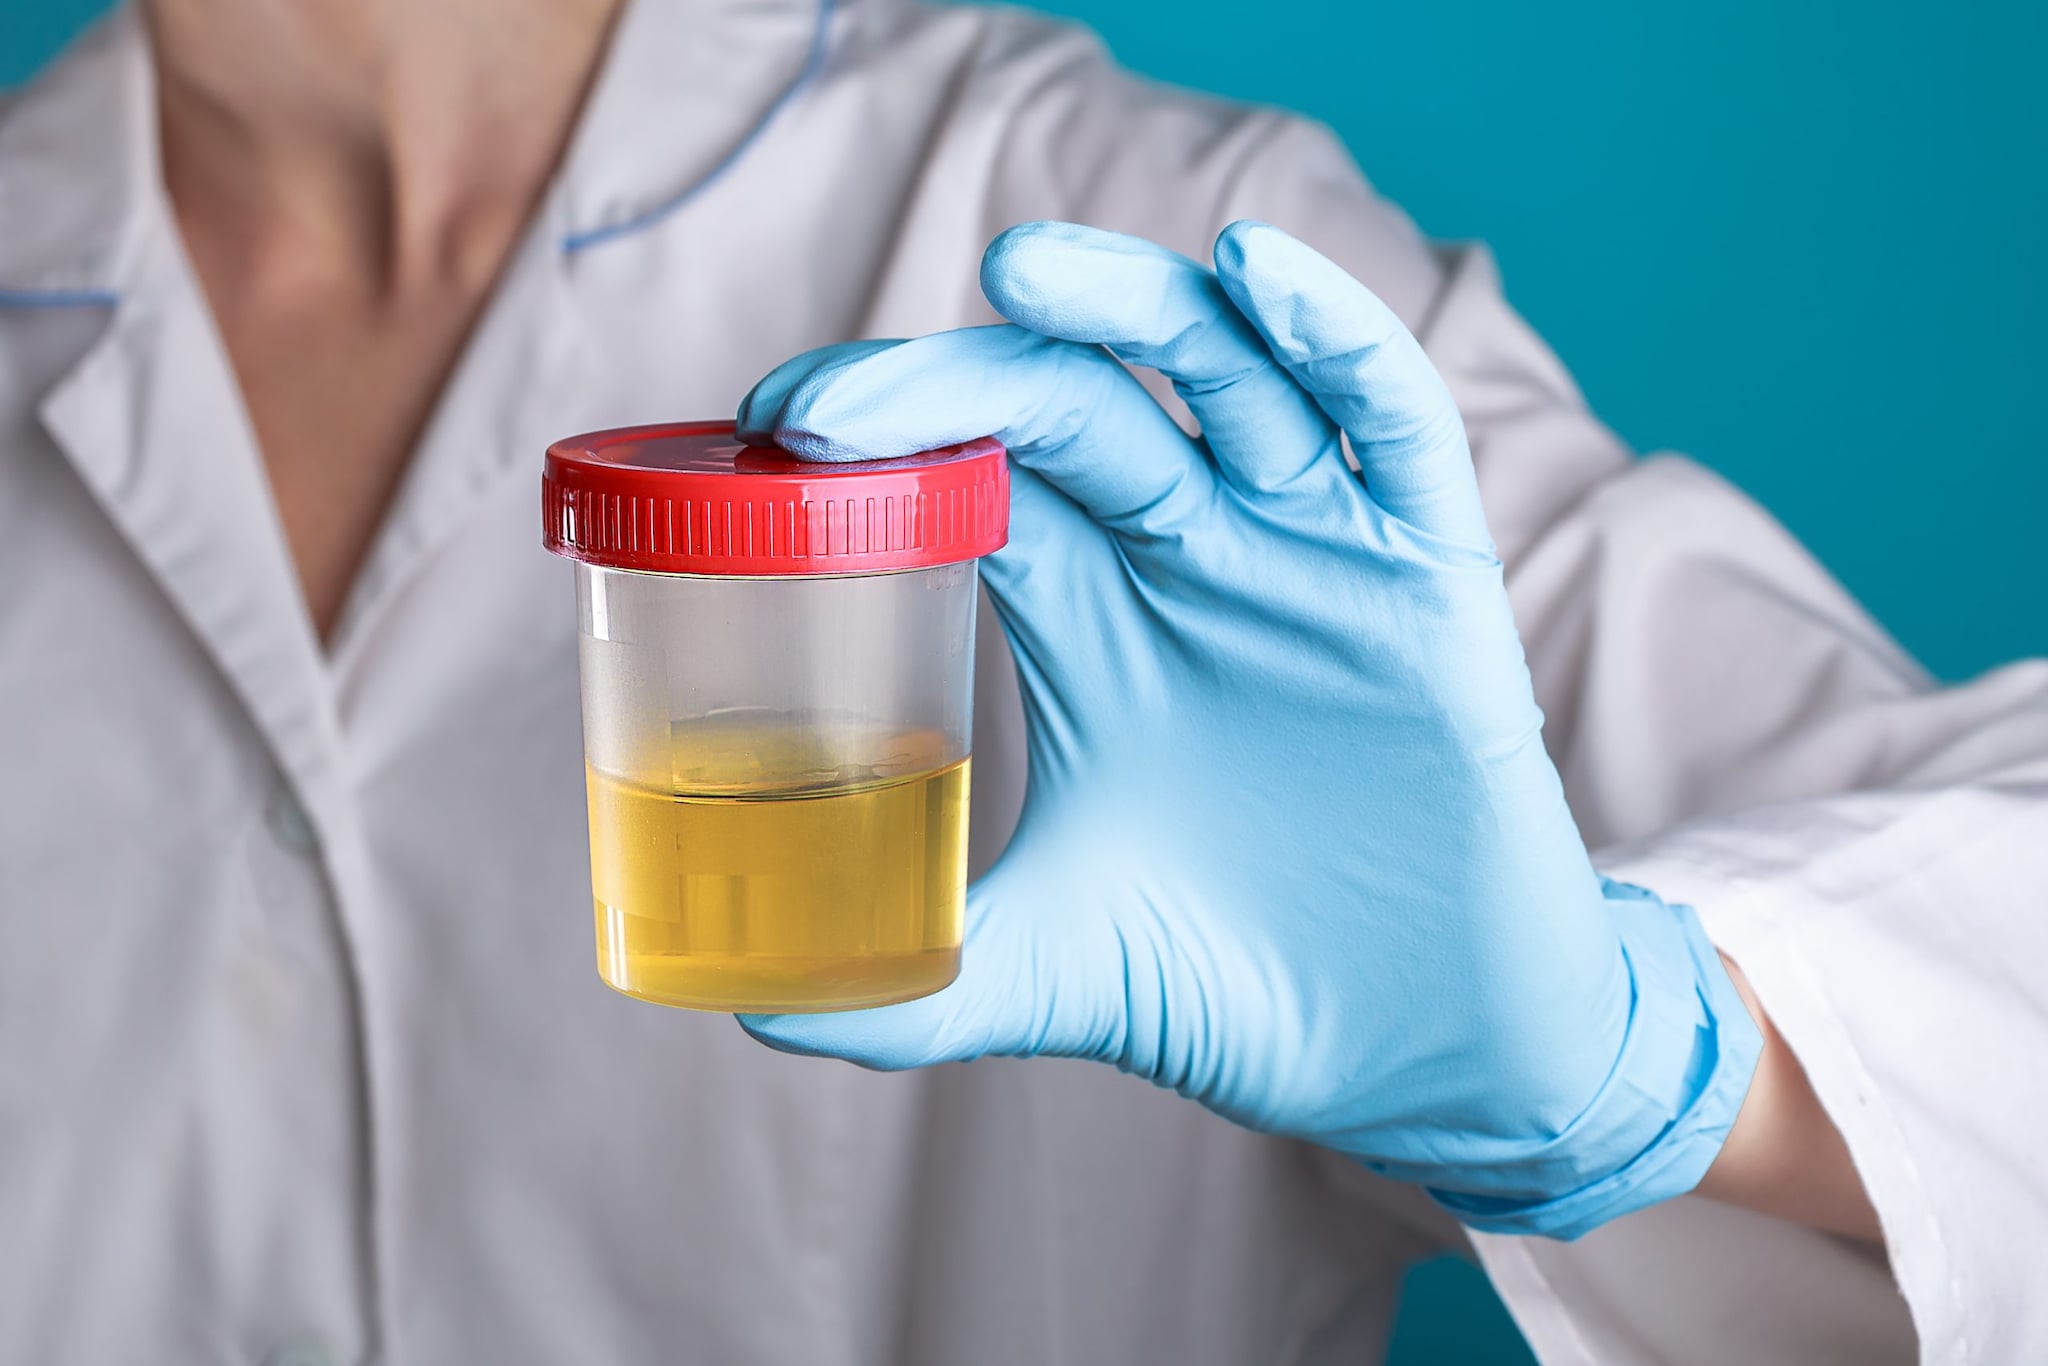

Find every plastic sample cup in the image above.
[543,421,1009,1012]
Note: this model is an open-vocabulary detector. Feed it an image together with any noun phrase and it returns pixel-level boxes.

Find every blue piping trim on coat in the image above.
[560,0,839,255]
[0,287,120,309]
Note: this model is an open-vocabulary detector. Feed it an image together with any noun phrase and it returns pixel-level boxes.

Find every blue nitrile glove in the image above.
[733,221,1761,1239]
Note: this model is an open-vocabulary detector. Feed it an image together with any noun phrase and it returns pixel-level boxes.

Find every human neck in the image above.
[148,0,624,297]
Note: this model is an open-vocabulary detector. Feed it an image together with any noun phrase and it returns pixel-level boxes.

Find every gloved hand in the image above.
[734,221,1761,1238]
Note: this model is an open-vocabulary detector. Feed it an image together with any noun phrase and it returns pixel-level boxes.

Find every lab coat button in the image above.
[266,785,318,856]
[263,1347,336,1366]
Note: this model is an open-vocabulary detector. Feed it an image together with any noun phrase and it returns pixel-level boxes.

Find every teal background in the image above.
[8,1,2044,1361]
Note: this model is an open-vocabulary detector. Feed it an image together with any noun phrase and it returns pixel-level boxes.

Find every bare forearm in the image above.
[1694,953,1882,1242]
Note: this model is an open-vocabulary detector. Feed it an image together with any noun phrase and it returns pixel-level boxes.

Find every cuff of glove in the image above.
[1426,879,1764,1241]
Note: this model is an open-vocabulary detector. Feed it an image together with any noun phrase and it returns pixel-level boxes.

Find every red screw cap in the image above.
[544,421,1009,577]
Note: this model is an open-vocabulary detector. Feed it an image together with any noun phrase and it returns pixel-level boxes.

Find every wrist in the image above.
[1694,953,1882,1242]
[1425,880,1765,1240]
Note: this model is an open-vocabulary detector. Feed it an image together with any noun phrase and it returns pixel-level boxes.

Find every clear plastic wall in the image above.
[575,561,979,1011]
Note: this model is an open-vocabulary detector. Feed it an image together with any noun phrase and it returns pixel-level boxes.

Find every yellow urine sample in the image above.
[585,727,968,1012]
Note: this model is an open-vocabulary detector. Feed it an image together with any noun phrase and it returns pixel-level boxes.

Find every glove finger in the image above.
[735,338,902,448]
[1214,221,1493,550]
[736,854,1114,1068]
[980,221,1342,496]
[747,324,1217,537]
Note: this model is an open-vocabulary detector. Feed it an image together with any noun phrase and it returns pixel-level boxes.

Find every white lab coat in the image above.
[1,3,2042,1363]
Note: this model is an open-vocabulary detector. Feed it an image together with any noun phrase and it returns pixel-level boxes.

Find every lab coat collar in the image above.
[34,244,356,837]
[1,9,349,838]
[0,6,152,298]
[552,0,846,251]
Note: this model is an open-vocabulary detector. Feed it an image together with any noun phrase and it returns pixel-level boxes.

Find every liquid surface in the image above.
[586,731,968,1012]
